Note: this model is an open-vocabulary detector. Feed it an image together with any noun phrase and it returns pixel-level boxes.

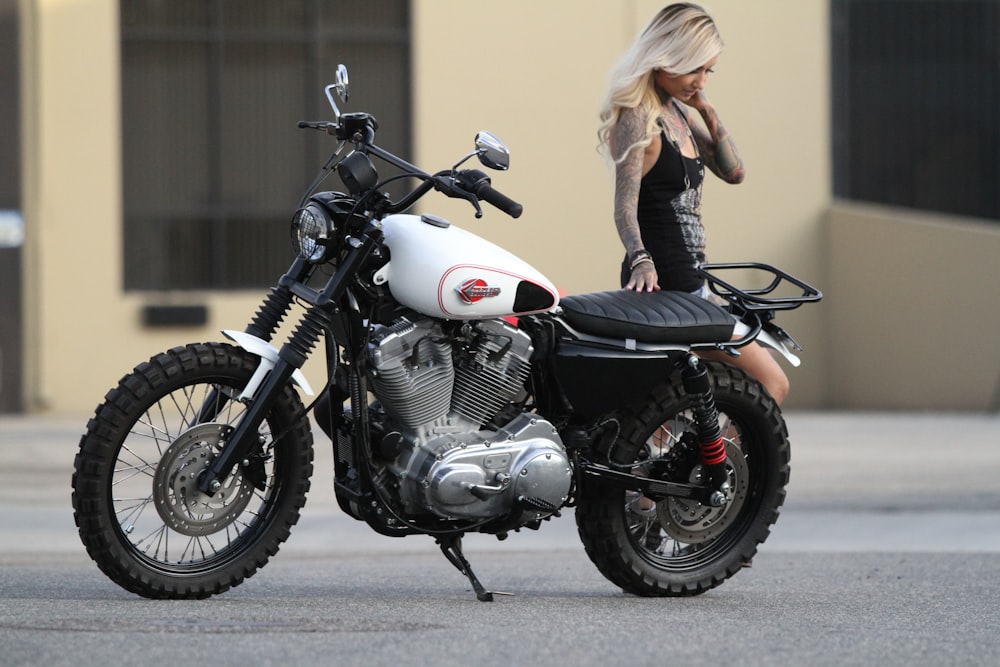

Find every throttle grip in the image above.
[475,183,523,218]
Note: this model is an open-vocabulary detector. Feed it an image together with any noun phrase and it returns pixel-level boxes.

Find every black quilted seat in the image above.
[558,290,735,345]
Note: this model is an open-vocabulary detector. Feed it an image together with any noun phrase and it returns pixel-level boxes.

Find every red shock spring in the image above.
[680,355,728,488]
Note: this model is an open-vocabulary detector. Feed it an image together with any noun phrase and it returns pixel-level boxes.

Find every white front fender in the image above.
[222,330,316,399]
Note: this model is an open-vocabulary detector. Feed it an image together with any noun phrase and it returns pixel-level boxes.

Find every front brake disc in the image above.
[152,423,256,537]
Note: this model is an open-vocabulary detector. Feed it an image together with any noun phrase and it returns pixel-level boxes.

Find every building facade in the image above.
[8,0,1000,414]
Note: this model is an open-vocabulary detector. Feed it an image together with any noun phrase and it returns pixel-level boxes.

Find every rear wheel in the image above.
[72,343,313,599]
[575,362,789,596]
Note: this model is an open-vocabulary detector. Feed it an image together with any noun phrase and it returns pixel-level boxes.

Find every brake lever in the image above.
[433,175,483,218]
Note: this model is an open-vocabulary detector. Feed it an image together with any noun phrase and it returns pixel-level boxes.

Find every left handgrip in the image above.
[297,120,337,134]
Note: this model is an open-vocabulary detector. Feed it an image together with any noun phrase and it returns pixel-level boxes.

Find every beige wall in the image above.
[22,0,124,412]
[413,0,831,406]
[18,0,833,413]
[19,0,996,414]
[21,0,311,413]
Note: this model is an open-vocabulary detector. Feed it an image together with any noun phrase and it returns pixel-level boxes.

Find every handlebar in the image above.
[299,115,523,219]
[297,120,338,134]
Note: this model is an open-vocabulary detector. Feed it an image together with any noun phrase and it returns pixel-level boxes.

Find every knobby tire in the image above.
[71,342,314,599]
[575,362,789,596]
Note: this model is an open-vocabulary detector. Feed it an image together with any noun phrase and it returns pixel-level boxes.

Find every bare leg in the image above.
[699,341,789,406]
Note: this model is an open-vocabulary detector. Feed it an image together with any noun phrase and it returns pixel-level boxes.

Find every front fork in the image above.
[193,259,307,425]
[197,229,381,495]
[680,354,731,507]
[198,304,335,494]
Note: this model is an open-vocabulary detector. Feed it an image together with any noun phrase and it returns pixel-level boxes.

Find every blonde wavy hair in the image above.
[598,3,724,163]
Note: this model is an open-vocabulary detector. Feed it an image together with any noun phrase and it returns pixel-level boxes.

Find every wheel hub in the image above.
[152,423,255,537]
[658,440,749,544]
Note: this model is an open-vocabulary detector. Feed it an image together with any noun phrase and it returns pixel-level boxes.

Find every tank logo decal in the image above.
[456,278,502,304]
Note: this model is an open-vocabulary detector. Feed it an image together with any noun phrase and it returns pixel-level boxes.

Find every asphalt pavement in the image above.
[2,411,999,666]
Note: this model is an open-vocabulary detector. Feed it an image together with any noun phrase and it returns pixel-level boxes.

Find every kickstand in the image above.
[436,535,509,602]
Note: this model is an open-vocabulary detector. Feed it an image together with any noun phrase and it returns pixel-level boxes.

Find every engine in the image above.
[366,316,571,523]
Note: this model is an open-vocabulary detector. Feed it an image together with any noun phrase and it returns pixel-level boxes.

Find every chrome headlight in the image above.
[290,203,334,263]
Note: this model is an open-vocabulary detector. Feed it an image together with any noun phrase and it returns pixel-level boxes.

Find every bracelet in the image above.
[630,257,654,271]
[628,249,653,270]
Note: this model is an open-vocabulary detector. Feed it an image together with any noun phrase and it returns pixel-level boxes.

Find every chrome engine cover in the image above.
[366,316,570,522]
[394,413,571,521]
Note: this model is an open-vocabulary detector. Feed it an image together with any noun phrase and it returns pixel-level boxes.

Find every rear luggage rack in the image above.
[698,262,823,312]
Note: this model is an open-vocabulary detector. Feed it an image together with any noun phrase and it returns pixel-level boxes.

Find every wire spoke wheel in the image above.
[632,414,749,555]
[575,362,789,596]
[72,343,313,599]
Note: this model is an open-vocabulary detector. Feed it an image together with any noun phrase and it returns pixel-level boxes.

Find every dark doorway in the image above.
[0,0,23,413]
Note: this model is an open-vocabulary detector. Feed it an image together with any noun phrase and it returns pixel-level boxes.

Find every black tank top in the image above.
[620,130,706,292]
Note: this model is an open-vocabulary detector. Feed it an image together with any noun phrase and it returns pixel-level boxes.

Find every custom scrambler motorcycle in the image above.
[72,65,821,601]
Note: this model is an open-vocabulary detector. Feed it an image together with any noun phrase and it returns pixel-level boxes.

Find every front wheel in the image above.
[575,362,789,596]
[72,342,314,599]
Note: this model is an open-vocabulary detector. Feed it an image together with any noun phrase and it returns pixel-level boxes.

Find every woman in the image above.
[598,2,789,404]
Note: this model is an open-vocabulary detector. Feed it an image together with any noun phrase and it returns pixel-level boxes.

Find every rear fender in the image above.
[732,321,801,367]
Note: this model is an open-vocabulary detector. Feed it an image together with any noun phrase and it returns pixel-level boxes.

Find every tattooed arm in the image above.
[612,106,660,292]
[681,92,745,184]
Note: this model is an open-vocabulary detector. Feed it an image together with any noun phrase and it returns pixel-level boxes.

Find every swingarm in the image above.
[578,461,724,506]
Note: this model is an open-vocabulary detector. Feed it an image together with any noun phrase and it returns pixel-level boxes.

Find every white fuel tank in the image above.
[372,213,559,320]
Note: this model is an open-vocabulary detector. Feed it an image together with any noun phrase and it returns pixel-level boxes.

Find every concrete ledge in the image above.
[827,200,1000,410]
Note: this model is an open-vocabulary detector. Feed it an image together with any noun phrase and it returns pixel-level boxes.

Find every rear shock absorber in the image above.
[680,354,729,505]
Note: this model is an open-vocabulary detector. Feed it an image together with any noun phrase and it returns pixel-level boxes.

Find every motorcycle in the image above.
[72,65,821,601]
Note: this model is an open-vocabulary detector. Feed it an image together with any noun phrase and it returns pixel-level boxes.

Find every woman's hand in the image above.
[680,88,712,114]
[625,262,660,292]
